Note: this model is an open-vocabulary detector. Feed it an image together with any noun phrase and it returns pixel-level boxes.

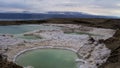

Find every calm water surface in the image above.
[0,25,60,34]
[16,49,78,68]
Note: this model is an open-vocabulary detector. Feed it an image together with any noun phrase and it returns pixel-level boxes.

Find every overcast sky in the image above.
[0,0,120,16]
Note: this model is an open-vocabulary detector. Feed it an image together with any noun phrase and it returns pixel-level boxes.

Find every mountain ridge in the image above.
[0,12,118,21]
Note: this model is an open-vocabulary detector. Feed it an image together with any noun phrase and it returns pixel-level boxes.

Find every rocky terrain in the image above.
[0,18,120,29]
[6,28,111,68]
[0,18,120,68]
[99,30,120,68]
[0,54,22,68]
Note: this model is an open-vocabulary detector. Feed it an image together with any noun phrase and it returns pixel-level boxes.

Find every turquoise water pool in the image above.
[0,25,60,34]
[0,24,60,39]
[16,49,78,68]
[16,35,42,40]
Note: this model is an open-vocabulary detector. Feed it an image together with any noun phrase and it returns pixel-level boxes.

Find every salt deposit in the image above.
[12,30,111,68]
[0,24,115,68]
[0,35,24,46]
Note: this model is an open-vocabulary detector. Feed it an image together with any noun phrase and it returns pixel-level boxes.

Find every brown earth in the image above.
[0,54,23,68]
[99,30,120,68]
[0,18,120,30]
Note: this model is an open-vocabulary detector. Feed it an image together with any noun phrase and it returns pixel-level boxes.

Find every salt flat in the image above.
[0,24,116,68]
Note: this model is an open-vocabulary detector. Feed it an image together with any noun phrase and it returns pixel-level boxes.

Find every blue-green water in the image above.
[0,24,60,39]
[16,49,78,68]
[16,35,41,40]
[0,25,60,34]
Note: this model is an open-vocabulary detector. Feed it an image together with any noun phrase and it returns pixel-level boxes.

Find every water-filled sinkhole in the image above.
[15,49,78,68]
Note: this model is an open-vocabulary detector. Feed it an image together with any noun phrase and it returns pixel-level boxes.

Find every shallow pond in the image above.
[16,49,78,68]
[0,24,60,34]
[16,35,42,40]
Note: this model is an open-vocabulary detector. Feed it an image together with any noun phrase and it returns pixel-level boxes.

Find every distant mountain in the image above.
[0,12,118,21]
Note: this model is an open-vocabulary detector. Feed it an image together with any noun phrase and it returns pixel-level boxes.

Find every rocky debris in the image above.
[77,38,111,68]
[0,54,23,68]
[99,30,120,68]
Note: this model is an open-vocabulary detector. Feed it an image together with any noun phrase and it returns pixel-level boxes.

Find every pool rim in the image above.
[13,46,78,63]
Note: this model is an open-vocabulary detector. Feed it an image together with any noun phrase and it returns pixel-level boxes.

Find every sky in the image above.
[0,0,120,16]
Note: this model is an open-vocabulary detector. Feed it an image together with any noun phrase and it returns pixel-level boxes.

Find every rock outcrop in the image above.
[76,38,111,68]
[0,54,23,68]
[99,30,120,68]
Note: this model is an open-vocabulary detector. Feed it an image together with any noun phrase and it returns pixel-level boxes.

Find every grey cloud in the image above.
[0,0,120,16]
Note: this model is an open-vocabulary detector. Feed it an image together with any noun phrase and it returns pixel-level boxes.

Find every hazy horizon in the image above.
[0,0,120,17]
